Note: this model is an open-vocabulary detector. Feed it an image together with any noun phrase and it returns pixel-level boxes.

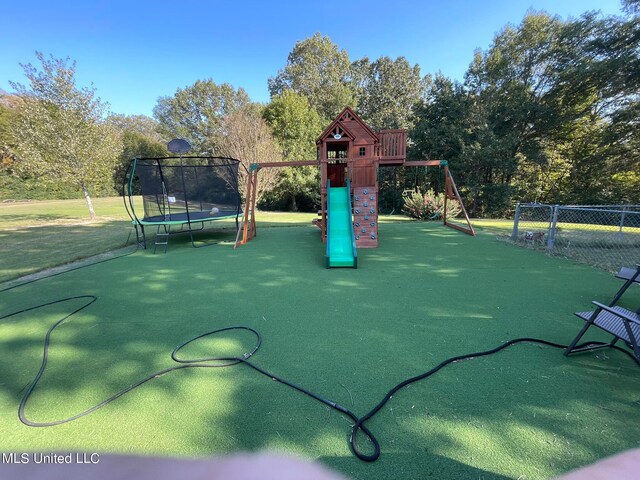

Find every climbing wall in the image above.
[352,186,378,248]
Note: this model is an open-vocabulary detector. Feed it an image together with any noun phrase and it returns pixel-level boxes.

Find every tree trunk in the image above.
[81,182,96,220]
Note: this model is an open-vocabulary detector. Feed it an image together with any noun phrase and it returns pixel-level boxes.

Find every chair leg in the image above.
[564,308,602,357]
[627,332,640,365]
[564,324,591,356]
[632,346,640,365]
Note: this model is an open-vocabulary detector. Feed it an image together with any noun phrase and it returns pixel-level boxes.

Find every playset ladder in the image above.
[154,225,169,253]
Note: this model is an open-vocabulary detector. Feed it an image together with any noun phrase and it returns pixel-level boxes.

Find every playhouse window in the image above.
[359,147,366,156]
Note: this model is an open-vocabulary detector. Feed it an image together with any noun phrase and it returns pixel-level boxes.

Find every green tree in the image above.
[107,114,167,192]
[153,80,250,154]
[262,90,324,211]
[351,56,425,131]
[0,95,19,165]
[565,10,640,203]
[502,10,640,205]
[414,13,568,216]
[411,74,468,162]
[412,8,640,215]
[258,166,320,212]
[0,95,21,199]
[457,12,610,213]
[268,33,356,121]
[10,52,122,218]
[107,114,163,141]
[623,0,640,16]
[468,14,568,178]
[262,90,323,160]
[410,73,488,213]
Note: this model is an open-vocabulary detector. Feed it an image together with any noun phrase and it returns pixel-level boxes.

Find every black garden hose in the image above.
[3,293,636,461]
[2,243,637,462]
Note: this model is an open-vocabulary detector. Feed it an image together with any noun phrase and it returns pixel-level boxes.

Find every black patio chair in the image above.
[564,264,640,365]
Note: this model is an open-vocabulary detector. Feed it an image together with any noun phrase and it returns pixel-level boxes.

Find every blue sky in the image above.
[1,0,624,117]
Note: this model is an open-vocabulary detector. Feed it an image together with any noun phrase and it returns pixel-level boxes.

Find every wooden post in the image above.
[443,165,449,227]
[321,158,328,242]
[443,166,476,236]
[249,170,258,239]
[235,165,259,248]
[235,169,252,248]
[235,160,321,248]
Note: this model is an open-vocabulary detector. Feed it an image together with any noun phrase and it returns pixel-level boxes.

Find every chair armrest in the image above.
[592,301,640,325]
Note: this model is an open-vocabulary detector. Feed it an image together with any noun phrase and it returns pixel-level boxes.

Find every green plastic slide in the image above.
[326,180,358,268]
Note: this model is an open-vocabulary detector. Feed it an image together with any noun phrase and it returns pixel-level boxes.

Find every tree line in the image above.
[0,2,638,218]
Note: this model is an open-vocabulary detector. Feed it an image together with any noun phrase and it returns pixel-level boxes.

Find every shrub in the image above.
[402,188,462,220]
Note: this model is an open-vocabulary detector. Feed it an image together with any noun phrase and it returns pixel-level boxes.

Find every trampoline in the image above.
[123,156,244,251]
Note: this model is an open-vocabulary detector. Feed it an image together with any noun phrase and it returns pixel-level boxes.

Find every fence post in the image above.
[546,205,559,251]
[512,202,521,240]
[618,206,627,241]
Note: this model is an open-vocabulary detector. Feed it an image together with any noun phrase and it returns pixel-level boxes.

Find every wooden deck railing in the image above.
[378,129,407,163]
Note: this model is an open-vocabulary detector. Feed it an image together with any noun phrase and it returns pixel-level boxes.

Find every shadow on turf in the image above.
[0,214,78,223]
[1,222,639,479]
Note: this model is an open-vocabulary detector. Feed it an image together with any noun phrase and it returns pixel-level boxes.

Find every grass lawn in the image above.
[1,215,639,479]
[0,197,135,282]
[0,198,340,283]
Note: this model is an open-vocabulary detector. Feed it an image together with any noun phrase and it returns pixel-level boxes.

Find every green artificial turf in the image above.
[1,222,639,480]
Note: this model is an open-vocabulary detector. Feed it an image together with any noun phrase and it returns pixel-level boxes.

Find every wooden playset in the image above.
[234,107,474,265]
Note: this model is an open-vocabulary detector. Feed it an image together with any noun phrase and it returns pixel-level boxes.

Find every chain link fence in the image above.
[509,203,640,272]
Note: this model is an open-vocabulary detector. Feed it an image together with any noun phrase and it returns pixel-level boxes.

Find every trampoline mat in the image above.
[138,210,241,225]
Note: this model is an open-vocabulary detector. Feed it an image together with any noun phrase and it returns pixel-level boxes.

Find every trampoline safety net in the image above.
[126,156,242,224]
